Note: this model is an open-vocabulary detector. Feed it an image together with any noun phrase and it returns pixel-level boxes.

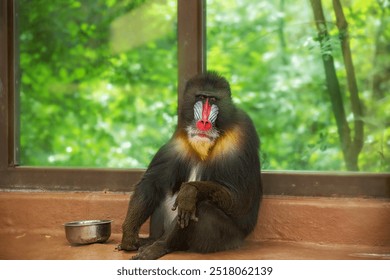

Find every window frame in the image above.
[0,0,389,198]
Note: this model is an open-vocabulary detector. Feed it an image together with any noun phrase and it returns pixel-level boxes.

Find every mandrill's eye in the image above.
[195,94,218,103]
[196,94,206,100]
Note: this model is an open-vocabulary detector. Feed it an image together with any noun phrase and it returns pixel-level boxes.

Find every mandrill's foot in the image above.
[117,236,154,252]
[116,243,138,251]
[131,240,171,260]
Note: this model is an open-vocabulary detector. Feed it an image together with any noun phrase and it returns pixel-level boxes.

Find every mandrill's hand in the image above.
[172,183,199,228]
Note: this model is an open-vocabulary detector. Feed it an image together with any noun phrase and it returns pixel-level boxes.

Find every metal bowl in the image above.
[64,220,112,245]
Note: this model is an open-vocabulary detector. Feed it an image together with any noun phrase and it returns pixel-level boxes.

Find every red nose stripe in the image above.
[202,98,212,120]
[196,99,212,131]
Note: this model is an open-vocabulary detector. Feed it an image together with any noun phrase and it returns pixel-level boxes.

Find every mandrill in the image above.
[118,72,262,259]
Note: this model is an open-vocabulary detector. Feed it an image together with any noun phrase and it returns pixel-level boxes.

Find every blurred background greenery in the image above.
[18,0,389,171]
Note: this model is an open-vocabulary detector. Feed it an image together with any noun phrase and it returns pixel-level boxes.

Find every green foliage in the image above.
[19,0,389,172]
[207,0,389,172]
[19,0,177,168]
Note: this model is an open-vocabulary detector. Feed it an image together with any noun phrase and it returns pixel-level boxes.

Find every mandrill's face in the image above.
[186,93,220,146]
[181,72,234,160]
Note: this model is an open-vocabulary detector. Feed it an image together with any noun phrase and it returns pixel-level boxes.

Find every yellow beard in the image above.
[188,136,215,161]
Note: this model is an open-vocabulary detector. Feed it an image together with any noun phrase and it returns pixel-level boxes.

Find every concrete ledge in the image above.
[253,195,390,247]
[0,191,389,247]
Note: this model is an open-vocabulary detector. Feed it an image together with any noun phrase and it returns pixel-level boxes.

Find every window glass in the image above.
[207,0,389,172]
[18,0,177,168]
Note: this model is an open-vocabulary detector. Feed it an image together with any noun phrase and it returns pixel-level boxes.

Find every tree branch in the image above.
[333,0,364,168]
[310,0,355,169]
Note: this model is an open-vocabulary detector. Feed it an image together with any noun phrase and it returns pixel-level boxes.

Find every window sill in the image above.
[0,191,389,259]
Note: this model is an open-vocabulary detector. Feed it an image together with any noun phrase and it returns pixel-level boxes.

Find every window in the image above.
[207,0,389,172]
[0,0,389,197]
[18,0,177,168]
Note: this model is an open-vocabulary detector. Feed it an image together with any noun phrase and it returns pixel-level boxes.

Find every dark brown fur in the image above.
[119,72,262,259]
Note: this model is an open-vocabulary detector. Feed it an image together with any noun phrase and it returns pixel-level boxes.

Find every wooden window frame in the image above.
[0,0,389,197]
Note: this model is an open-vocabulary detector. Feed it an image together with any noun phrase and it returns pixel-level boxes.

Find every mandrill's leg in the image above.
[185,201,244,253]
[131,218,185,260]
[132,201,244,260]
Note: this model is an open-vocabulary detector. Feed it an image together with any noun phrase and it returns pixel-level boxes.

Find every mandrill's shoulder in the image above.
[234,108,258,133]
[211,109,259,159]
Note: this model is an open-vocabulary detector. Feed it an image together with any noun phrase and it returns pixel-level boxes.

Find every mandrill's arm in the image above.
[119,143,177,251]
[119,189,156,251]
[172,181,236,228]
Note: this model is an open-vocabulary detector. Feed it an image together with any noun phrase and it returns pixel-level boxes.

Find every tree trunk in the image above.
[332,0,364,171]
[309,0,359,171]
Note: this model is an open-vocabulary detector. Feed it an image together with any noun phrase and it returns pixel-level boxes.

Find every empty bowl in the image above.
[64,219,112,245]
